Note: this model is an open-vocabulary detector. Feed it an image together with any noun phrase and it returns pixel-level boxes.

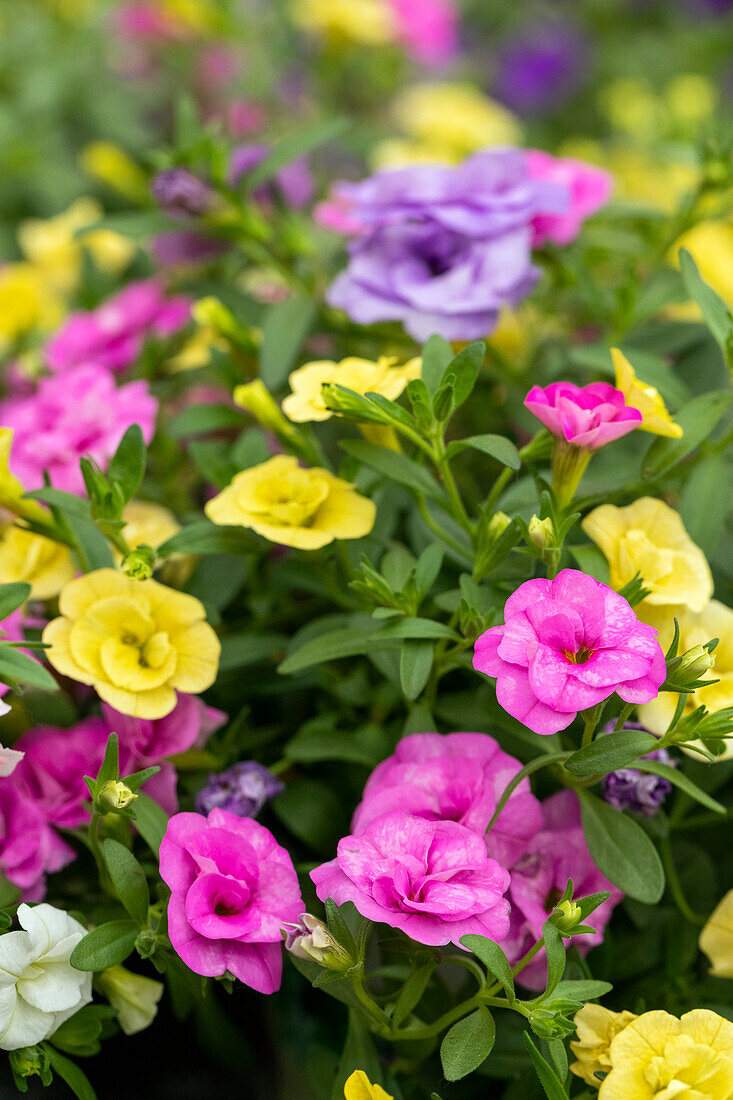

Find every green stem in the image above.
[432,442,475,539]
[581,704,604,748]
[484,467,513,516]
[660,839,705,925]
[414,494,472,561]
[613,703,635,733]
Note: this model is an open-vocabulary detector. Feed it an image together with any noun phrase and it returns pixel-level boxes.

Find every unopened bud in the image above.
[528,514,555,550]
[677,643,715,680]
[233,380,303,449]
[488,511,512,540]
[553,899,582,931]
[192,297,261,352]
[284,914,354,971]
[9,1046,51,1085]
[98,780,137,812]
[121,544,156,580]
[97,965,163,1035]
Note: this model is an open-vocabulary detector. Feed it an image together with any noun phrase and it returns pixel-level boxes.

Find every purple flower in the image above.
[473,570,666,736]
[524,381,642,450]
[151,231,229,267]
[0,365,158,495]
[195,762,284,818]
[229,144,314,209]
[312,810,510,947]
[150,168,215,218]
[600,723,675,816]
[495,25,589,116]
[325,149,567,342]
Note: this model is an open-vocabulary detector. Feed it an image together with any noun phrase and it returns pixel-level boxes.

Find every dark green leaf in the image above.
[102,839,150,925]
[643,390,733,480]
[340,439,446,504]
[392,961,436,1027]
[328,1010,384,1100]
[189,440,239,489]
[24,488,90,517]
[679,248,733,356]
[443,342,485,411]
[259,296,317,388]
[399,639,433,701]
[107,425,146,503]
[542,921,565,998]
[0,583,31,620]
[376,617,457,640]
[579,792,664,903]
[440,1006,495,1081]
[552,979,612,1002]
[133,793,169,855]
[219,632,286,671]
[679,453,733,557]
[629,759,725,814]
[70,920,138,971]
[158,521,257,556]
[169,404,243,439]
[568,544,611,585]
[43,1046,97,1100]
[279,626,379,674]
[421,334,454,395]
[96,734,119,787]
[522,1033,569,1100]
[446,434,520,469]
[565,729,658,776]
[460,935,514,1003]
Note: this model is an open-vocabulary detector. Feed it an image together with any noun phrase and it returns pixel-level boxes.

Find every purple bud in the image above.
[600,722,676,817]
[229,143,314,209]
[151,231,229,267]
[195,761,284,818]
[151,168,215,218]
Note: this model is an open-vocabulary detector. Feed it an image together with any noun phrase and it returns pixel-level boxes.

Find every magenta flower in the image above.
[0,364,157,494]
[352,732,542,866]
[45,279,191,375]
[473,570,665,735]
[0,784,74,900]
[524,382,642,451]
[311,811,510,947]
[503,791,622,989]
[386,0,458,65]
[14,718,112,830]
[527,151,612,248]
[159,809,303,993]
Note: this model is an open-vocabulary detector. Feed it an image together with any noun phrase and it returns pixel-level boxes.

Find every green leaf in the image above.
[523,1033,569,1100]
[679,453,733,557]
[579,791,665,903]
[285,722,384,767]
[564,729,658,776]
[329,1010,384,1100]
[244,118,347,192]
[567,544,610,585]
[399,639,433,701]
[279,626,380,674]
[24,488,91,517]
[259,296,317,388]
[376,617,457,640]
[414,544,444,595]
[0,645,56,691]
[107,425,146,503]
[51,1006,114,1057]
[446,434,521,469]
[679,248,733,357]
[96,734,119,787]
[70,920,138,971]
[102,839,150,925]
[271,776,345,854]
[485,753,570,833]
[442,342,485,412]
[133,793,169,855]
[43,1046,97,1100]
[460,935,515,1003]
[643,390,733,480]
[552,979,612,1002]
[324,898,356,957]
[189,440,239,489]
[542,921,565,999]
[421,334,454,395]
[440,1006,496,1081]
[169,404,243,439]
[0,583,31,620]
[219,632,286,671]
[628,759,725,814]
[340,439,446,504]
[158,521,257,556]
[392,961,436,1027]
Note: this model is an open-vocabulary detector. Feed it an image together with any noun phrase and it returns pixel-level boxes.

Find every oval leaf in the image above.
[441,1006,495,1082]
[579,791,665,903]
[70,920,138,972]
[564,729,658,776]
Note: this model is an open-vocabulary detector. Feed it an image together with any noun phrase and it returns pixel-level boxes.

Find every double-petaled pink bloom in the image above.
[524,381,642,451]
[474,569,665,735]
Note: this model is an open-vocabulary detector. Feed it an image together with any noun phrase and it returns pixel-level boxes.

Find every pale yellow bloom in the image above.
[283,356,421,423]
[344,1071,393,1100]
[488,307,530,362]
[97,966,163,1035]
[561,139,699,215]
[43,569,220,719]
[611,349,682,438]
[17,198,134,295]
[391,83,522,159]
[666,74,717,128]
[291,0,396,46]
[167,326,225,372]
[598,1008,733,1099]
[0,525,74,601]
[162,0,223,32]
[372,139,456,169]
[0,430,54,527]
[80,143,149,203]
[205,455,375,550]
[600,78,661,140]
[700,891,733,980]
[638,600,733,760]
[0,264,63,347]
[582,498,712,613]
[121,502,180,552]
[570,1003,637,1089]
[671,221,733,310]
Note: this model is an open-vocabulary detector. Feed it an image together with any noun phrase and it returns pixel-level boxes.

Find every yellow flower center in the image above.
[618,528,676,589]
[644,1036,729,1099]
[236,468,330,528]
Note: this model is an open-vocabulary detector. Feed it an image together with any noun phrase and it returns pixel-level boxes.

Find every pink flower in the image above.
[311,811,510,947]
[0,784,74,899]
[524,382,642,450]
[352,732,542,866]
[527,151,612,248]
[473,569,665,736]
[14,718,111,830]
[313,195,364,236]
[45,279,191,375]
[159,810,303,993]
[504,791,623,988]
[387,0,458,65]
[0,365,158,494]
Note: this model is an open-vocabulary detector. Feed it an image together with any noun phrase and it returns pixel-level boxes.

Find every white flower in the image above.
[0,903,92,1051]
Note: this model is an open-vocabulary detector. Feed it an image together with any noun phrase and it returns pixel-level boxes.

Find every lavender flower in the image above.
[600,723,676,817]
[150,168,215,218]
[495,25,589,116]
[195,761,284,818]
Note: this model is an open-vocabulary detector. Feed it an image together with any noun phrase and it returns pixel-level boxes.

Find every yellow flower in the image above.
[700,891,733,980]
[0,264,63,347]
[0,525,74,601]
[666,74,717,128]
[671,221,733,310]
[600,78,661,140]
[392,83,522,158]
[43,569,220,719]
[291,0,396,46]
[598,1008,733,1099]
[344,1071,393,1100]
[0,430,55,527]
[638,600,733,760]
[97,966,163,1035]
[570,1003,638,1089]
[167,326,225,372]
[205,455,375,550]
[611,349,682,438]
[282,356,421,423]
[80,143,149,203]
[121,502,180,552]
[582,498,712,613]
[371,139,456,169]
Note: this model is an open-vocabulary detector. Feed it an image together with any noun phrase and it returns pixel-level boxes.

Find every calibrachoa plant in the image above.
[1,1,733,1098]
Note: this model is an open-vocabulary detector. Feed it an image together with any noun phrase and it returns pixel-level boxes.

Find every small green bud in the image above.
[193,297,262,352]
[528,514,555,550]
[9,1046,52,1087]
[284,914,355,971]
[553,899,583,931]
[677,643,715,680]
[121,544,156,580]
[98,780,137,812]
[488,511,512,540]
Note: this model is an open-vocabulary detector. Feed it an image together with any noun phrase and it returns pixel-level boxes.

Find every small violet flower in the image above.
[473,569,666,736]
[195,761,284,818]
[150,168,216,219]
[229,144,314,209]
[600,723,675,817]
[524,381,642,451]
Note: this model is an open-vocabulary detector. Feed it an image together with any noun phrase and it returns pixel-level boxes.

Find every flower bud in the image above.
[677,643,715,681]
[9,1046,52,1086]
[553,899,583,931]
[150,168,215,219]
[192,297,261,352]
[98,780,137,812]
[528,514,555,550]
[97,965,163,1035]
[121,544,156,581]
[234,380,296,439]
[284,914,354,971]
[487,511,512,540]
